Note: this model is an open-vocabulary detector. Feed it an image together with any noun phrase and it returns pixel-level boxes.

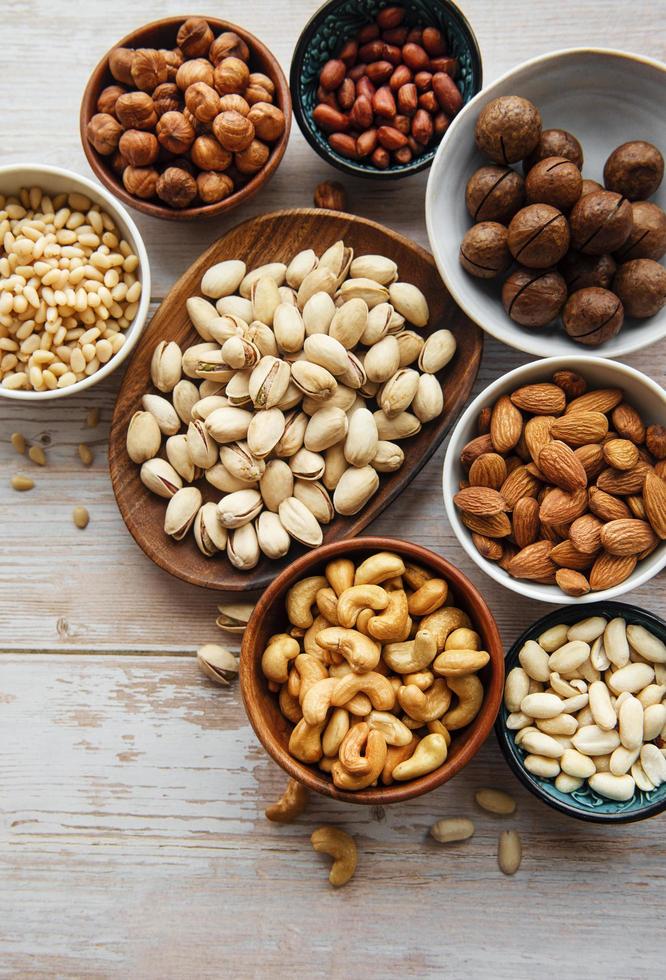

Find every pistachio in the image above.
[150,340,182,392]
[372,440,405,472]
[218,488,263,528]
[338,277,389,308]
[187,419,219,469]
[172,379,200,424]
[303,291,336,335]
[304,406,349,452]
[227,523,260,569]
[208,314,246,345]
[279,286,298,306]
[201,260,246,299]
[303,384,357,415]
[293,479,335,524]
[198,380,226,398]
[193,349,236,384]
[388,282,429,327]
[333,465,380,515]
[374,410,422,441]
[256,510,291,558]
[278,496,323,547]
[273,303,306,353]
[252,276,281,326]
[360,302,393,345]
[329,298,369,349]
[349,254,398,285]
[221,336,260,370]
[337,351,367,390]
[396,330,425,367]
[219,441,266,483]
[166,434,199,482]
[364,335,400,383]
[249,356,291,409]
[260,458,295,511]
[127,410,162,464]
[165,486,202,540]
[239,262,287,299]
[186,296,219,340]
[247,407,286,458]
[182,342,218,378]
[323,442,348,491]
[319,240,353,284]
[216,602,255,633]
[344,408,379,467]
[205,406,253,443]
[289,447,326,481]
[194,501,228,556]
[417,329,456,374]
[412,373,444,422]
[303,334,349,375]
[379,368,420,418]
[275,410,308,457]
[142,393,180,435]
[192,395,231,421]
[297,267,337,308]
[286,249,319,289]
[197,643,239,685]
[291,360,337,400]
[215,294,254,324]
[206,461,254,493]
[225,370,252,406]
[244,320,279,357]
[275,381,303,411]
[140,457,183,498]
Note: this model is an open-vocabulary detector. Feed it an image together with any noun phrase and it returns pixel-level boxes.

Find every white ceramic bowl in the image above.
[426,48,666,358]
[443,356,666,605]
[0,163,150,400]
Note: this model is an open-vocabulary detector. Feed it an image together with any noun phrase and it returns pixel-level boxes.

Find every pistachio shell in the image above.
[361,302,393,345]
[329,298,369,348]
[293,479,334,524]
[191,395,231,420]
[164,486,202,540]
[182,342,217,378]
[303,291,336,335]
[418,329,456,374]
[373,410,422,441]
[198,380,226,398]
[215,295,254,322]
[297,267,337,308]
[251,276,281,326]
[244,320,279,357]
[323,442,347,491]
[349,254,398,285]
[338,277,389,308]
[239,263,287,298]
[201,260,246,299]
[344,407,379,467]
[127,410,162,464]
[225,370,252,406]
[289,447,325,481]
[140,457,183,498]
[412,373,444,422]
[379,368,419,418]
[372,440,404,472]
[364,335,400,383]
[396,330,425,367]
[186,296,219,340]
[291,360,337,400]
[172,379,200,424]
[260,458,294,511]
[256,510,291,559]
[221,336,260,370]
[279,285,298,306]
[208,314,247,345]
[193,349,235,384]
[166,433,199,482]
[274,380,304,411]
[218,488,263,528]
[247,407,286,458]
[338,351,367,390]
[278,496,323,547]
[388,282,429,327]
[194,501,228,555]
[303,334,349,375]
[318,240,353,284]
[150,340,182,392]
[219,441,266,482]
[286,249,318,288]
[197,643,239,684]
[273,303,306,353]
[275,410,308,457]
[187,419,219,469]
[206,461,255,493]
[142,393,180,435]
[216,602,255,632]
[304,406,349,452]
[227,523,260,569]
[249,356,291,409]
[303,385,357,416]
[205,406,253,444]
[333,465,380,516]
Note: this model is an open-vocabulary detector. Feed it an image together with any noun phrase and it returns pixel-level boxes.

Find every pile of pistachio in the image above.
[128,241,456,569]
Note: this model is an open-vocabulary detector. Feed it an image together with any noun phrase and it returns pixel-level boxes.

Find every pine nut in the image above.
[10,431,26,454]
[73,506,89,529]
[86,406,100,428]
[11,474,34,491]
[28,445,46,466]
[430,818,475,843]
[498,831,522,876]
[78,443,93,466]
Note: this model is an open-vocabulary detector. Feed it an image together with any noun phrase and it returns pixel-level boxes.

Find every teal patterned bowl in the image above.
[496,602,666,824]
[290,0,482,179]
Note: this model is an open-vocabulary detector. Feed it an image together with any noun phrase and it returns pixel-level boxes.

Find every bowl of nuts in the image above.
[426,48,666,356]
[0,163,150,399]
[80,16,291,220]
[497,602,666,822]
[290,0,482,178]
[443,355,666,604]
[240,536,505,804]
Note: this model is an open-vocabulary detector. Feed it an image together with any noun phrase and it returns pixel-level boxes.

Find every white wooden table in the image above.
[2,2,665,977]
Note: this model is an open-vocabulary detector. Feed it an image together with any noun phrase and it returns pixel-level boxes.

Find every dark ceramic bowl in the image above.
[290,0,482,179]
[496,601,666,824]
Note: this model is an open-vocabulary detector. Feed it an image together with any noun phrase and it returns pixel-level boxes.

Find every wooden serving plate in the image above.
[109,208,483,591]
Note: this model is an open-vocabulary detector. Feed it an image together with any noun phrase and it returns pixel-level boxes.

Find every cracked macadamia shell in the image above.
[562,287,624,345]
[523,128,584,173]
[569,190,633,255]
[459,222,512,278]
[614,201,666,261]
[502,267,567,327]
[603,140,664,201]
[507,203,570,268]
[474,95,542,165]
[525,156,583,212]
[612,259,666,318]
[559,250,617,291]
[465,165,525,223]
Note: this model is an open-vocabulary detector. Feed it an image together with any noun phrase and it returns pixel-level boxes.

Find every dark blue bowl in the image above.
[290,0,482,179]
[496,601,666,824]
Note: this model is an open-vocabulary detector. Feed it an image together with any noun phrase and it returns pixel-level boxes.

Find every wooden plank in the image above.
[1,653,664,979]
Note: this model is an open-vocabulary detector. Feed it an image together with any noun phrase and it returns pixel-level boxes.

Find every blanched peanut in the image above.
[430,817,475,843]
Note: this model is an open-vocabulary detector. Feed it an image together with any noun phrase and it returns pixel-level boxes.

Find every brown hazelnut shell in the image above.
[115,91,157,130]
[502,267,567,327]
[525,156,583,212]
[197,171,235,204]
[96,84,127,117]
[156,111,196,155]
[465,165,525,223]
[604,140,664,201]
[459,222,511,278]
[569,190,633,255]
[190,135,232,172]
[176,17,214,59]
[156,167,198,209]
[131,49,168,92]
[612,259,666,318]
[523,128,584,173]
[118,130,159,167]
[122,165,159,199]
[508,203,570,268]
[86,113,123,155]
[562,287,624,345]
[209,32,250,66]
[614,201,666,261]
[474,95,542,164]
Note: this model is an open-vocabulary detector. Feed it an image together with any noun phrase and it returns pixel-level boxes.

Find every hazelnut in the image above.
[110,150,129,176]
[525,156,582,212]
[235,139,270,175]
[131,49,168,92]
[502,267,567,327]
[160,48,184,81]
[176,59,214,91]
[507,203,570,268]
[108,47,135,85]
[197,171,235,204]
[209,32,250,66]
[122,165,159,199]
[213,57,250,96]
[559,250,617,291]
[219,94,250,116]
[156,111,196,155]
[118,130,159,167]
[190,135,232,172]
[115,91,157,130]
[569,190,633,254]
[248,72,275,99]
[156,166,197,209]
[474,95,541,164]
[96,84,127,117]
[459,222,512,278]
[612,258,666,318]
[314,181,347,210]
[465,165,525,223]
[247,102,285,142]
[212,111,255,152]
[523,128,584,173]
[245,84,272,107]
[562,287,624,345]
[604,140,664,201]
[185,82,221,123]
[86,113,123,155]
[646,424,666,460]
[580,179,603,198]
[152,83,182,118]
[614,201,666,261]
[176,17,214,58]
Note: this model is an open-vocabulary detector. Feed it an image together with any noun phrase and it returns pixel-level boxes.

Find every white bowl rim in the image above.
[443,354,666,605]
[425,46,666,360]
[0,162,151,400]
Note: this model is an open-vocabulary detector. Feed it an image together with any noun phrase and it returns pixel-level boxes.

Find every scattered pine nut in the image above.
[430,817,475,843]
[73,506,89,529]
[11,474,34,491]
[86,407,100,428]
[498,830,522,876]
[28,445,46,466]
[10,432,26,455]
[475,788,517,816]
[78,443,93,466]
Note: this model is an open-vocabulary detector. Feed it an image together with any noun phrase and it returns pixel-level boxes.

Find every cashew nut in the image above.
[381,735,419,784]
[332,730,388,789]
[310,826,357,887]
[337,584,389,628]
[445,627,481,651]
[355,607,374,636]
[392,732,448,780]
[279,682,302,723]
[345,692,373,715]
[403,562,431,590]
[261,633,300,683]
[304,615,334,661]
[265,778,309,823]
[316,627,381,672]
[325,558,355,596]
[331,671,396,711]
[354,551,406,585]
[427,718,451,745]
[319,756,335,773]
[288,717,325,763]
[398,678,451,722]
[407,578,448,617]
[287,667,300,698]
[338,722,375,774]
[302,676,339,725]
[402,669,435,691]
[384,575,405,591]
[382,629,437,673]
[367,710,413,746]
[294,653,329,702]
[443,674,484,730]
[420,606,471,650]
[432,649,490,677]
[316,587,339,624]
[286,576,328,628]
[367,589,411,642]
[323,708,350,757]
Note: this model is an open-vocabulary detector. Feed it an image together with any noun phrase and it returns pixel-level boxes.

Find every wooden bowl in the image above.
[240,536,505,805]
[108,208,483,592]
[80,16,292,221]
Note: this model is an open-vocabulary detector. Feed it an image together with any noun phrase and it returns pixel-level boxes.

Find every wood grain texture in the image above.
[1,1,665,977]
[109,208,482,590]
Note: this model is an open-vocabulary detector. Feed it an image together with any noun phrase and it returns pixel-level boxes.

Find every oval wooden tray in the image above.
[109,208,483,591]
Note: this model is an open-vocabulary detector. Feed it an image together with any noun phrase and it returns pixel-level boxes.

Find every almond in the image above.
[540,521,569,544]
[588,485,632,522]
[453,486,509,516]
[552,370,587,399]
[565,388,623,415]
[525,461,547,480]
[575,444,605,480]
[644,469,666,539]
[549,412,608,446]
[550,539,596,570]
[646,424,666,459]
[510,383,566,415]
[477,406,491,435]
[569,513,603,554]
[500,465,541,508]
[498,542,518,572]
[603,438,639,471]
[539,487,588,525]
[538,441,587,492]
[600,518,658,556]
[612,403,646,444]
[556,568,590,597]
[626,494,646,519]
[656,460,666,479]
[460,433,494,470]
[512,496,540,548]
[589,552,637,591]
[490,396,523,454]
[524,415,555,463]
[468,452,507,490]
[472,532,503,561]
[461,511,512,538]
[507,540,557,583]
[597,462,652,496]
